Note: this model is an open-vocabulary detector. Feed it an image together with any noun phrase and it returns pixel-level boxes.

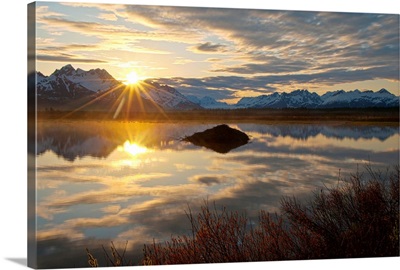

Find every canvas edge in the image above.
[27,1,37,269]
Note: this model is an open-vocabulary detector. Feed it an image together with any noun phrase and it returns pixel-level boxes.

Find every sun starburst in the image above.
[125,71,140,85]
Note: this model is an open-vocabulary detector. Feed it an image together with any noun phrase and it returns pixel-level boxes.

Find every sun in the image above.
[125,71,140,85]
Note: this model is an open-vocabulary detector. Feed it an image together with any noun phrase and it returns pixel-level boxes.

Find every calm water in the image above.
[32,120,399,268]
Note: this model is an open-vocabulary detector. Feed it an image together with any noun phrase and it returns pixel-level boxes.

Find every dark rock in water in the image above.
[183,124,250,154]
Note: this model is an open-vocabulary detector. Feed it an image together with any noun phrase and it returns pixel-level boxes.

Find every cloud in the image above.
[58,2,114,8]
[191,42,227,53]
[36,5,66,18]
[213,58,308,74]
[38,13,203,44]
[37,55,107,63]
[36,4,398,96]
[37,228,84,241]
[153,76,274,100]
[152,62,398,100]
[207,58,223,62]
[39,43,100,51]
[64,214,130,228]
[173,57,196,65]
[101,204,121,214]
[98,12,118,21]
[39,17,132,36]
[124,6,398,87]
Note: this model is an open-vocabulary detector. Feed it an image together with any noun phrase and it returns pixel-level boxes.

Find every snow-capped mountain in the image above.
[140,80,201,110]
[36,64,121,97]
[236,90,322,109]
[320,89,399,108]
[186,95,231,109]
[31,64,399,111]
[31,65,200,111]
[236,89,399,109]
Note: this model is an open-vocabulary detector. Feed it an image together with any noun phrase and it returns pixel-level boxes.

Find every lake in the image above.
[31,120,399,268]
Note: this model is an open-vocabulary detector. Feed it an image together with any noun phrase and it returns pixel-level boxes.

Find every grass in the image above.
[87,165,399,266]
[36,107,399,124]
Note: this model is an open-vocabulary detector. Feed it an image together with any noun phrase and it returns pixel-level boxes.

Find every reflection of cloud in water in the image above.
[41,180,198,210]
[246,139,399,167]
[189,174,229,186]
[34,121,399,161]
[34,120,399,268]
[174,163,195,171]
[221,154,309,170]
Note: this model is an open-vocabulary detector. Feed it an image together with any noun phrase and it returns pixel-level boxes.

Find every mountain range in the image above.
[236,88,400,109]
[29,65,399,112]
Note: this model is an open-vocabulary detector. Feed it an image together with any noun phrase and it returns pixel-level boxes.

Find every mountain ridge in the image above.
[234,88,399,109]
[30,65,201,112]
[30,64,399,111]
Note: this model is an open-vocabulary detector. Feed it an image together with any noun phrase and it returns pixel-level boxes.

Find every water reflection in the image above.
[34,120,399,268]
[122,141,150,156]
[34,121,398,160]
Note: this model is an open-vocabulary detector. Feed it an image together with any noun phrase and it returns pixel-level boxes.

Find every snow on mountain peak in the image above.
[236,89,323,109]
[40,64,121,94]
[52,64,76,76]
[320,89,398,108]
[236,89,398,109]
[34,65,399,111]
[130,80,201,110]
[185,95,231,109]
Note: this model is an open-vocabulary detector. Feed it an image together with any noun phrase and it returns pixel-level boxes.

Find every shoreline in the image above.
[31,108,399,126]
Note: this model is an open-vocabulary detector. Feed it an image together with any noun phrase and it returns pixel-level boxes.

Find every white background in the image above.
[0,0,398,269]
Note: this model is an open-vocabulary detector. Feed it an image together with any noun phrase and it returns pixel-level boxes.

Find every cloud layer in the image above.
[35,3,399,101]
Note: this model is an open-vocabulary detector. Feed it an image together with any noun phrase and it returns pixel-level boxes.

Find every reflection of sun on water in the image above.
[114,141,150,167]
[123,141,148,156]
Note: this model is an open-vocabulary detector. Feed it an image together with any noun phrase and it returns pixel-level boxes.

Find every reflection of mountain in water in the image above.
[33,121,216,161]
[35,123,117,161]
[238,124,399,141]
[32,121,399,161]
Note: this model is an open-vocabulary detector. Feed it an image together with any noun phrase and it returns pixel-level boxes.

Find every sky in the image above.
[33,1,399,103]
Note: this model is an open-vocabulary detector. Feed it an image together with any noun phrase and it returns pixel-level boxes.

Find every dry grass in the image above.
[38,107,399,124]
[281,165,399,258]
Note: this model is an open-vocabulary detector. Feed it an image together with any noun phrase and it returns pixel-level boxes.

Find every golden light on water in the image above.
[122,141,148,156]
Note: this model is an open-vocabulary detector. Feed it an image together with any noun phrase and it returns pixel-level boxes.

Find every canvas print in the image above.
[28,1,399,269]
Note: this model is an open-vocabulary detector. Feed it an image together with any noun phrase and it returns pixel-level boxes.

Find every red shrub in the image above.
[90,166,399,266]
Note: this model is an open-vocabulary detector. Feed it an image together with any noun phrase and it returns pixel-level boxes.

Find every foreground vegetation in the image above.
[87,166,399,266]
